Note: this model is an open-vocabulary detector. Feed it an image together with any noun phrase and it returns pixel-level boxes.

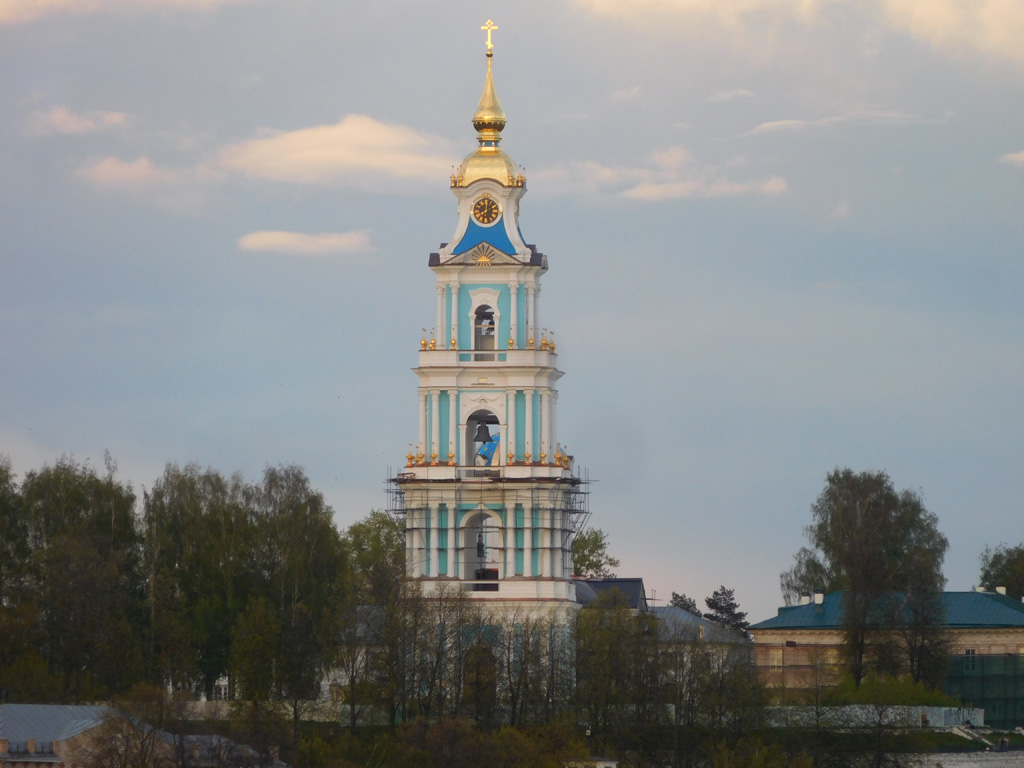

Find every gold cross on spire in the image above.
[481,19,498,53]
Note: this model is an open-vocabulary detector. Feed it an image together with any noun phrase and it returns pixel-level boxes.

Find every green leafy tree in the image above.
[780,468,948,686]
[143,463,257,696]
[18,456,144,698]
[703,585,749,632]
[571,528,620,578]
[343,509,405,605]
[980,543,1024,599]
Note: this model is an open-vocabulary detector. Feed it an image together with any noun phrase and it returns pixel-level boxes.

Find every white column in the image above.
[430,389,440,460]
[506,389,516,460]
[447,390,457,464]
[540,390,551,461]
[450,279,460,348]
[406,519,418,577]
[524,388,535,459]
[527,285,536,343]
[457,422,466,466]
[436,284,445,342]
[509,280,519,348]
[551,391,559,456]
[533,284,541,338]
[417,390,427,457]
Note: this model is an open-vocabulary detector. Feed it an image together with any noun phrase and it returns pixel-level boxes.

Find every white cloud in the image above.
[610,85,644,101]
[1000,150,1024,167]
[624,175,787,200]
[238,230,373,257]
[79,156,180,187]
[218,115,457,187]
[0,0,246,25]
[830,200,851,219]
[708,88,755,102]
[535,144,787,201]
[745,109,930,135]
[77,156,215,214]
[879,0,1024,66]
[573,0,828,29]
[574,0,1024,65]
[28,105,128,135]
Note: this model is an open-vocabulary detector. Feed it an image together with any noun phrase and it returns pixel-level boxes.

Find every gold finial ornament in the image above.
[455,21,518,187]
[431,452,438,466]
[448,444,455,466]
[481,19,498,52]
[507,451,515,465]
[540,451,547,463]
[429,338,436,350]
[508,337,514,349]
[406,451,414,467]
[420,336,427,350]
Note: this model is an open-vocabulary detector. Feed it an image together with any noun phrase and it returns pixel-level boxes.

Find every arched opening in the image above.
[462,508,501,586]
[466,409,500,467]
[474,304,495,360]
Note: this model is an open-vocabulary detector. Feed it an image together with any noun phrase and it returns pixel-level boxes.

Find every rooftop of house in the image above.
[575,578,648,612]
[652,605,751,644]
[0,704,109,744]
[749,591,1024,632]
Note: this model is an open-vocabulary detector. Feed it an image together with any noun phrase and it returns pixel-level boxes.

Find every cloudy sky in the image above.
[3,0,1022,621]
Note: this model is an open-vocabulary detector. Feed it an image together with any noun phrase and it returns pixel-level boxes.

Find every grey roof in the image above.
[575,578,648,611]
[0,704,109,743]
[749,591,1024,631]
[653,605,751,644]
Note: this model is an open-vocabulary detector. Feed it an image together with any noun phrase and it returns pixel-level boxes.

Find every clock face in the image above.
[472,196,501,225]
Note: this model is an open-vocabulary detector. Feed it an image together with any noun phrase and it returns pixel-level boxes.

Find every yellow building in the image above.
[749,590,1024,727]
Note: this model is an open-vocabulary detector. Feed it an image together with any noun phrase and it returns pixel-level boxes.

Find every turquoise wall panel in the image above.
[515,390,526,461]
[439,392,450,459]
[438,505,448,576]
[514,504,524,575]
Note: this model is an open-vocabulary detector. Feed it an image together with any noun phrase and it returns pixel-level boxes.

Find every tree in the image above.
[670,591,699,614]
[571,528,620,578]
[980,543,1024,599]
[780,468,948,686]
[703,586,749,632]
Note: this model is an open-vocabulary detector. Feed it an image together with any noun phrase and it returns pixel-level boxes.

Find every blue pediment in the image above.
[453,219,516,256]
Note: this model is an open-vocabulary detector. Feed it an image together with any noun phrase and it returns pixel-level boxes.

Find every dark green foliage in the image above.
[571,527,620,578]
[670,591,700,614]
[704,586,749,631]
[979,543,1024,599]
[780,468,949,686]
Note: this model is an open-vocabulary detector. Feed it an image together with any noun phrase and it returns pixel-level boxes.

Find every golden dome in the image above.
[455,46,521,187]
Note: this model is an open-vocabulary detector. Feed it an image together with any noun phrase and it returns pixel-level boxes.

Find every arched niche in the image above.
[466,409,500,467]
[462,506,502,585]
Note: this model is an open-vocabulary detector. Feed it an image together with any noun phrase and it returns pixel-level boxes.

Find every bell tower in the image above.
[389,23,588,614]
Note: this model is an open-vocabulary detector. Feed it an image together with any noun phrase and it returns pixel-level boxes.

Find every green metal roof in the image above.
[749,591,1024,631]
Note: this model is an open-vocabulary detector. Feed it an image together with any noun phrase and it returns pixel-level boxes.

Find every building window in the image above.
[769,648,783,670]
[964,648,977,672]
